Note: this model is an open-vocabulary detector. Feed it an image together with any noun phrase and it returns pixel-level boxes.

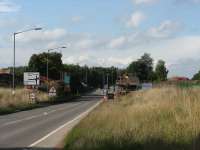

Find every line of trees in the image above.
[4,52,168,91]
[27,52,118,93]
[192,71,200,80]
[127,53,168,82]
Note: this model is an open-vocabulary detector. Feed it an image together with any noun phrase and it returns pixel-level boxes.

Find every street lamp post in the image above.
[46,46,66,93]
[107,73,109,89]
[12,27,42,95]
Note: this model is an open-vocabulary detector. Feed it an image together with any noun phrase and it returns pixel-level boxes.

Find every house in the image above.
[0,69,12,86]
[168,76,190,82]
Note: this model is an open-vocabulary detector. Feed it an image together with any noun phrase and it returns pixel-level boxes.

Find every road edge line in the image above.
[29,100,102,147]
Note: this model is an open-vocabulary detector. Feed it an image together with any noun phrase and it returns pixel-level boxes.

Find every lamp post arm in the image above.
[15,28,42,35]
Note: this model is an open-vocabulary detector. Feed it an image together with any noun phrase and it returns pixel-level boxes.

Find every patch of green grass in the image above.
[0,88,79,115]
[177,82,200,89]
[64,87,200,150]
[0,88,48,115]
[0,103,39,115]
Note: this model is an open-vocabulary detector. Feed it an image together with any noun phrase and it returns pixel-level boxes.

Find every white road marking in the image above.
[81,95,103,98]
[0,103,82,127]
[3,115,38,126]
[29,101,102,147]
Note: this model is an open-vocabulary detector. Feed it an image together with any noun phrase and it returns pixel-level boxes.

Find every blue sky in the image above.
[1,0,200,77]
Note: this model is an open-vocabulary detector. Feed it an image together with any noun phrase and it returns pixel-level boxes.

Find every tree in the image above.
[63,64,83,93]
[63,64,118,93]
[192,71,200,80]
[28,52,63,80]
[155,60,168,81]
[127,53,154,82]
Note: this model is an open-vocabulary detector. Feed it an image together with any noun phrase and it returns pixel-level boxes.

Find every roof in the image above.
[0,69,11,74]
[168,76,190,81]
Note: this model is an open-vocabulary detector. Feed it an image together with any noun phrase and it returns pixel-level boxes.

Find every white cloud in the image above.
[113,20,183,50]
[0,0,20,13]
[132,0,158,5]
[168,58,200,78]
[0,18,17,28]
[107,57,133,67]
[148,20,182,38]
[16,28,67,43]
[71,16,83,23]
[175,0,200,4]
[63,55,133,68]
[75,39,94,49]
[108,36,127,49]
[126,12,145,28]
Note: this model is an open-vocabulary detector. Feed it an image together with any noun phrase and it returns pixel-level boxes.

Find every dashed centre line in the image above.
[0,103,81,128]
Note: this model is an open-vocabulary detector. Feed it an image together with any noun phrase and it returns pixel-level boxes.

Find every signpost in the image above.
[24,72,40,86]
[24,72,40,102]
[29,92,36,100]
[49,86,57,97]
[64,73,71,92]
[64,74,70,84]
[142,83,153,90]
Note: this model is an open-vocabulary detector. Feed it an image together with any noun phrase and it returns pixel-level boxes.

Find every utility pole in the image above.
[85,69,88,85]
[47,51,49,93]
[12,27,42,95]
[102,72,105,89]
[106,73,109,96]
[107,73,109,89]
[12,33,16,95]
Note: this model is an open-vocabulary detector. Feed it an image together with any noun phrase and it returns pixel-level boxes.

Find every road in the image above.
[0,92,102,149]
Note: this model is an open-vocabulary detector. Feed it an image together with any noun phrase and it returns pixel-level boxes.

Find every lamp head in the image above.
[34,27,42,31]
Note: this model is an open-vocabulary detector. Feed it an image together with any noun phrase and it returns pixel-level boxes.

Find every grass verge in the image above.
[65,86,200,150]
[0,88,49,115]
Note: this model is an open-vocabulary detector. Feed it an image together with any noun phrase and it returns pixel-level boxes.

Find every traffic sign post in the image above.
[24,72,40,86]
[49,86,57,97]
[64,73,71,92]
[24,72,40,102]
[27,87,38,103]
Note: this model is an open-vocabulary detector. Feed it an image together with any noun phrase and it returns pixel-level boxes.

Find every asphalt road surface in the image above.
[0,91,102,150]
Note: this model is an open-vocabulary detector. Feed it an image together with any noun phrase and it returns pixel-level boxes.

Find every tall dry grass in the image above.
[65,86,200,150]
[0,88,48,114]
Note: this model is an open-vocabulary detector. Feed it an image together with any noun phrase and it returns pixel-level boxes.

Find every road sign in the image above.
[29,92,36,100]
[142,83,153,90]
[49,86,57,97]
[24,72,40,86]
[64,74,70,84]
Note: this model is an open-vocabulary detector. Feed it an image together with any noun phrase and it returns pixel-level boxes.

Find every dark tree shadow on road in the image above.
[0,148,63,150]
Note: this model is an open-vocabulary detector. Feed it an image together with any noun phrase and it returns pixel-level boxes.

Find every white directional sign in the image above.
[24,72,40,86]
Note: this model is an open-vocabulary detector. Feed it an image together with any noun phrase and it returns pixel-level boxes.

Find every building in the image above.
[0,69,12,86]
[168,76,190,82]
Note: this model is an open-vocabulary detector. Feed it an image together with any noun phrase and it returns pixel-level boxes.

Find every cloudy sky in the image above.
[0,0,200,78]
